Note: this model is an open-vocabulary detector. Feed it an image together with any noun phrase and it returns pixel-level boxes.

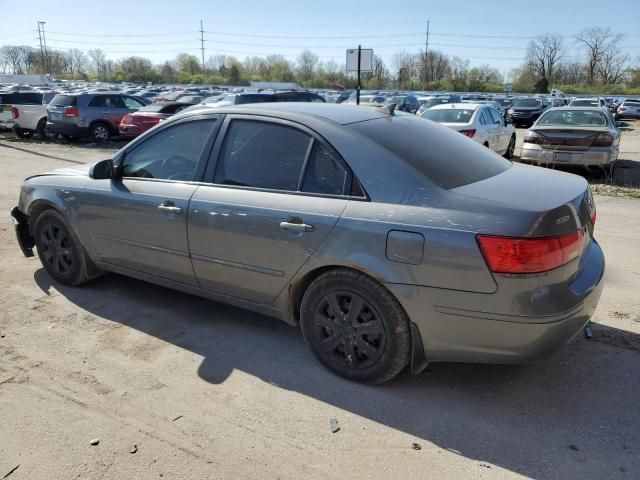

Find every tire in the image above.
[91,122,111,143]
[14,128,33,139]
[300,269,411,384]
[34,209,97,286]
[36,118,48,139]
[504,135,516,159]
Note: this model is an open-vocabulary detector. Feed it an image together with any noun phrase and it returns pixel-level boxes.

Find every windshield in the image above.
[571,99,599,107]
[511,98,540,108]
[138,104,165,113]
[350,115,510,190]
[421,98,449,109]
[538,110,609,127]
[421,108,474,123]
[49,95,76,107]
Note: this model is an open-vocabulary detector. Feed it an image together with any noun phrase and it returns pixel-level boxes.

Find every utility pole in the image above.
[39,21,49,75]
[199,20,205,73]
[423,20,429,90]
[37,22,45,74]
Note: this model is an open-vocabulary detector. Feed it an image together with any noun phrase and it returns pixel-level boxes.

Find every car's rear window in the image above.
[512,98,540,108]
[571,100,598,107]
[50,95,77,107]
[538,110,608,127]
[421,108,474,123]
[350,115,511,190]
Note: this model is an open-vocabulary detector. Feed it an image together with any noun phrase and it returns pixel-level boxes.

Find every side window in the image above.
[122,120,215,181]
[479,109,488,125]
[88,95,107,107]
[123,97,143,110]
[214,120,311,191]
[488,108,502,124]
[302,142,349,195]
[110,96,126,108]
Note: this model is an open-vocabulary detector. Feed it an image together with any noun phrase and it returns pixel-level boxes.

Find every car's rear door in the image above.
[188,116,352,303]
[79,116,220,285]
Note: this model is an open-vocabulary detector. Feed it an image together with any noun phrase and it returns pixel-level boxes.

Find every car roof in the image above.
[176,102,394,125]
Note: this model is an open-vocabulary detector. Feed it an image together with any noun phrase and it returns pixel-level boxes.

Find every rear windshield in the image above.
[50,95,77,107]
[421,108,474,123]
[511,98,540,108]
[571,99,599,107]
[236,94,275,105]
[0,92,42,105]
[350,115,511,190]
[538,110,608,127]
[138,104,165,113]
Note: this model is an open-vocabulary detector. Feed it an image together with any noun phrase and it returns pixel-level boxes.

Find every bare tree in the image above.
[322,59,340,83]
[526,32,565,92]
[88,49,108,80]
[447,57,469,91]
[575,27,623,86]
[391,50,418,89]
[598,48,629,85]
[297,50,319,83]
[0,46,26,73]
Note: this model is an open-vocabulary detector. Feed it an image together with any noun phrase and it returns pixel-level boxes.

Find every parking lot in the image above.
[1,125,639,479]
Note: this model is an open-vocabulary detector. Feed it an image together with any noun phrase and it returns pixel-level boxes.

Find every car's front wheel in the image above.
[300,269,411,384]
[34,210,97,286]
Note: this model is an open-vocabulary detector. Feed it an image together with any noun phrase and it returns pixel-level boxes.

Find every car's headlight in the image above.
[507,108,514,114]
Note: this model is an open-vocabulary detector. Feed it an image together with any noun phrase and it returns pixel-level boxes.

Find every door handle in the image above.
[280,221,314,232]
[158,203,183,214]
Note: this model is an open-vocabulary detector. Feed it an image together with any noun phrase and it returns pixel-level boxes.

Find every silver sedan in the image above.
[520,107,620,171]
[11,103,605,384]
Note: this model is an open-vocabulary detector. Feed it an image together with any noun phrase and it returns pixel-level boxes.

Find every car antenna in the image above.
[377,103,396,116]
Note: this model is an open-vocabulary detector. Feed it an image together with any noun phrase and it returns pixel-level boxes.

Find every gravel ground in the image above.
[0,130,639,480]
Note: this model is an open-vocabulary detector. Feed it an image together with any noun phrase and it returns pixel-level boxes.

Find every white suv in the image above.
[420,103,517,158]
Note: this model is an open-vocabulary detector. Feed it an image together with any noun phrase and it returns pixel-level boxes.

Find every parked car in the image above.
[520,107,620,172]
[271,91,325,102]
[0,91,52,131]
[119,102,194,138]
[615,100,640,120]
[416,95,462,116]
[46,93,146,142]
[177,95,204,104]
[569,97,607,108]
[215,93,275,107]
[421,103,516,158]
[10,103,604,384]
[505,97,548,127]
[10,91,57,139]
[385,94,420,113]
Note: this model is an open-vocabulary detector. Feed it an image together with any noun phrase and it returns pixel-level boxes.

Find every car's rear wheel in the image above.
[36,118,48,140]
[91,122,111,143]
[34,210,97,286]
[300,269,411,384]
[504,135,516,159]
[14,128,33,139]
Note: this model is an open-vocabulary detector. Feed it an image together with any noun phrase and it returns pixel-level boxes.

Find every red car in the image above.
[119,102,192,138]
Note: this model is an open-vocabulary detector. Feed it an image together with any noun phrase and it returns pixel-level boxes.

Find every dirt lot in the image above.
[0,130,639,479]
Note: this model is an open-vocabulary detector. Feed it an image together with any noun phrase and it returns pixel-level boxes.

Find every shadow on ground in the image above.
[34,270,640,479]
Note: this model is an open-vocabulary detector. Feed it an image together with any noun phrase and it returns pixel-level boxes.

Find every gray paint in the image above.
[15,103,605,364]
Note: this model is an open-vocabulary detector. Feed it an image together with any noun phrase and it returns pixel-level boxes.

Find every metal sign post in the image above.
[346,47,373,106]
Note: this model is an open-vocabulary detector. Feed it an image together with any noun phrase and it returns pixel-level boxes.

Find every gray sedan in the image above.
[520,107,620,171]
[11,103,605,384]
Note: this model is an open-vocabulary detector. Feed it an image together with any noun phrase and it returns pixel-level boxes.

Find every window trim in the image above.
[116,115,222,183]
[202,114,366,200]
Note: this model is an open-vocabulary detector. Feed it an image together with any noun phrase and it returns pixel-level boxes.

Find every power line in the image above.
[45,30,198,37]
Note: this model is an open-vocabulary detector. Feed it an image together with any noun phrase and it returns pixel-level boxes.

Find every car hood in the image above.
[26,162,95,180]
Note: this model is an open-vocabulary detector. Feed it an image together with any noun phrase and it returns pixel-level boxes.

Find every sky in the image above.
[1,0,639,80]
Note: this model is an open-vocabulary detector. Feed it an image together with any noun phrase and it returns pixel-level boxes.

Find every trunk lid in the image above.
[452,163,594,238]
[529,127,608,151]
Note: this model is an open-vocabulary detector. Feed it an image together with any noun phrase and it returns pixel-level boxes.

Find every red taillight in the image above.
[122,114,131,124]
[65,107,79,117]
[11,106,18,119]
[524,131,543,144]
[459,129,476,138]
[477,230,584,274]
[592,133,614,147]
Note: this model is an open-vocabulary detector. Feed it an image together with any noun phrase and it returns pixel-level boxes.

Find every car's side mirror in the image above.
[89,159,114,180]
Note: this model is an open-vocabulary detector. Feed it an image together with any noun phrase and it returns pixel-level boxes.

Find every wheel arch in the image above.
[89,119,114,134]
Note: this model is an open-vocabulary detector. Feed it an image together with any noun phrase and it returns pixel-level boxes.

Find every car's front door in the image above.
[188,117,352,303]
[487,107,508,152]
[80,117,219,285]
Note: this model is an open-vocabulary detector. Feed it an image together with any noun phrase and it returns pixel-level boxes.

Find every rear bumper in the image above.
[387,239,605,364]
[46,122,88,137]
[520,145,617,166]
[10,207,34,257]
[118,124,145,137]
